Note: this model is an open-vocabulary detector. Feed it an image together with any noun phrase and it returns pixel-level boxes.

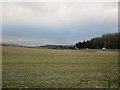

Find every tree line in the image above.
[75,33,120,49]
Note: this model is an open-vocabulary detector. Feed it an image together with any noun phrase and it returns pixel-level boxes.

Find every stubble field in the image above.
[2,46,118,88]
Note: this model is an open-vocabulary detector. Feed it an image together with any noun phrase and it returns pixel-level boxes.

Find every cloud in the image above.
[3,35,79,46]
[2,2,118,45]
[3,36,60,46]
[3,24,117,46]
[2,2,118,28]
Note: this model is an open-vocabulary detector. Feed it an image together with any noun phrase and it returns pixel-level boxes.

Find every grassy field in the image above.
[2,46,118,88]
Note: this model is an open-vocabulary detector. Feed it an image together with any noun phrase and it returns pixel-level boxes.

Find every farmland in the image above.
[2,46,118,88]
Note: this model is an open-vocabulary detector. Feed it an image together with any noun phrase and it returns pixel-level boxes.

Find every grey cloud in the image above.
[2,2,118,27]
[2,2,118,45]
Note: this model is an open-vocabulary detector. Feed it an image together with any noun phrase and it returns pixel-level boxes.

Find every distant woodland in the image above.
[75,33,120,49]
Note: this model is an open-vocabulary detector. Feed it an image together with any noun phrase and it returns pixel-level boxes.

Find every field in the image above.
[2,46,118,88]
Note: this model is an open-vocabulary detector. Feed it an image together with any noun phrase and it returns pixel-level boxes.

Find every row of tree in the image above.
[75,33,120,49]
[42,45,74,49]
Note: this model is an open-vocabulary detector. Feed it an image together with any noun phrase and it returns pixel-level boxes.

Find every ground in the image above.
[2,46,118,88]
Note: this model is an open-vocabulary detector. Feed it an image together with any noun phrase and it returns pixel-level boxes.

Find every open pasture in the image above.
[2,46,118,88]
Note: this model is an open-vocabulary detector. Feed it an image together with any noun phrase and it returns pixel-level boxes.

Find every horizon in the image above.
[2,2,118,46]
[1,42,75,46]
[2,32,119,46]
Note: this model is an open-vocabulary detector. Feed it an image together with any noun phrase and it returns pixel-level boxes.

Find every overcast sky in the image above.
[2,2,118,46]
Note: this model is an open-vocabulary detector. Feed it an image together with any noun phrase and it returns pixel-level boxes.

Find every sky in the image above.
[2,2,118,46]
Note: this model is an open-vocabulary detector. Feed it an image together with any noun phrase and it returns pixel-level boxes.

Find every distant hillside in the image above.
[1,43,39,48]
[1,43,25,47]
[75,33,120,49]
[1,43,74,49]
[41,45,74,49]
